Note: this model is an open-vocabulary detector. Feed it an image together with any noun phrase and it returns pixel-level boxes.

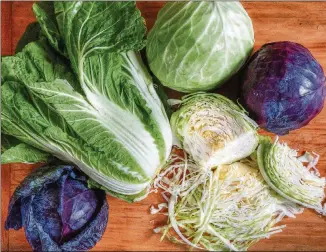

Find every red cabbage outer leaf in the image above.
[242,41,326,135]
[5,165,108,252]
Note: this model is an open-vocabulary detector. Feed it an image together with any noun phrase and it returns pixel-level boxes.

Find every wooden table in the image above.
[1,1,326,251]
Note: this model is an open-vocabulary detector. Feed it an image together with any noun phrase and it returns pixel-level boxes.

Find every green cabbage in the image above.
[146,2,254,92]
[1,2,172,202]
[257,138,326,215]
[170,93,259,169]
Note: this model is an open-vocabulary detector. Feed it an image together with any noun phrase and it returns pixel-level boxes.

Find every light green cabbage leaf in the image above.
[1,134,50,164]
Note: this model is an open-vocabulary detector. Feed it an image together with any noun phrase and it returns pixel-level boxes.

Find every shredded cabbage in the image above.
[151,149,303,251]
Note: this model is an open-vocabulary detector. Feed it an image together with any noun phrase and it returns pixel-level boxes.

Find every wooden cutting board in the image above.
[1,1,326,251]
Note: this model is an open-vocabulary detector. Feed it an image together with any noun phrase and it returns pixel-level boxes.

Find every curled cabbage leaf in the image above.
[5,164,108,252]
[146,2,254,92]
[151,150,302,251]
[170,93,259,169]
[257,138,326,215]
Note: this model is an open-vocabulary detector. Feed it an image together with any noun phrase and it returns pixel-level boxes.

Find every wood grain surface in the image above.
[1,1,326,251]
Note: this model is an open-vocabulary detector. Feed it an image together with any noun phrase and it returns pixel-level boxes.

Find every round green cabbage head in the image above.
[170,93,259,169]
[146,2,254,93]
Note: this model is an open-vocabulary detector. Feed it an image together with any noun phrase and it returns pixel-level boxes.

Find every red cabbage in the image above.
[242,41,326,135]
[5,165,108,252]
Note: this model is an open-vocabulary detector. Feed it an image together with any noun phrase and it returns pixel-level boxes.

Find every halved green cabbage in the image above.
[170,93,259,169]
[257,138,326,215]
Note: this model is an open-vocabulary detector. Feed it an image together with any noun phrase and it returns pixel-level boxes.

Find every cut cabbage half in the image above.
[170,92,259,170]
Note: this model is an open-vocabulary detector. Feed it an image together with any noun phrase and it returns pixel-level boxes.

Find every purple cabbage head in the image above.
[242,41,326,135]
[5,165,108,252]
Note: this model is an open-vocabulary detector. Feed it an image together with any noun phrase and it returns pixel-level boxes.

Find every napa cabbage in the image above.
[1,2,172,202]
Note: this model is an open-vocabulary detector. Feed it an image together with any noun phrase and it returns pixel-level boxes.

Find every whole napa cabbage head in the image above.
[2,2,173,202]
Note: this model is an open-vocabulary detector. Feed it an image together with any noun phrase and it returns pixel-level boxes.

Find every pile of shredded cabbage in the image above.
[151,149,303,251]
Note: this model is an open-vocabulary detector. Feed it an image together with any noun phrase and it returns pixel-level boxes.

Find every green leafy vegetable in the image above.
[146,2,254,92]
[2,2,172,202]
[1,134,49,164]
[32,2,67,57]
[257,138,326,215]
[1,140,49,165]
[170,93,259,169]
[2,134,21,151]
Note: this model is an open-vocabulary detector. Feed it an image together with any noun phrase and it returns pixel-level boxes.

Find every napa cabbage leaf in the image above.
[1,134,50,164]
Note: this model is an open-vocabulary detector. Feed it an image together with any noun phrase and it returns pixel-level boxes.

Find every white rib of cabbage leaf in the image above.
[257,139,326,215]
[171,93,259,169]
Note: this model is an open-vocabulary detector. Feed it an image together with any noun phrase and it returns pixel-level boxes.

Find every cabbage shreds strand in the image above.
[257,138,326,215]
[152,149,303,251]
